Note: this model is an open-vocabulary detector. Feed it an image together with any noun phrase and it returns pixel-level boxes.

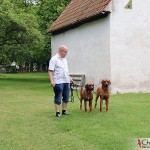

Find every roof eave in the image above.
[49,11,111,35]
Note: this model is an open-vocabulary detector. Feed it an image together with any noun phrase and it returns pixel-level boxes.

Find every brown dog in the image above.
[80,82,94,112]
[94,79,111,112]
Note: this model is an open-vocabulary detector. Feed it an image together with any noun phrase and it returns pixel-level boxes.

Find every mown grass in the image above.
[0,73,150,150]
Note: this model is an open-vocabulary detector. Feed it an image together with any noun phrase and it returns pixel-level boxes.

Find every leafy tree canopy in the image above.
[0,0,71,69]
[0,0,44,65]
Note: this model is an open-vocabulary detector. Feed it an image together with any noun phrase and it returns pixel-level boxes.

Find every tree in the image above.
[0,0,44,66]
[37,0,71,64]
[0,0,71,71]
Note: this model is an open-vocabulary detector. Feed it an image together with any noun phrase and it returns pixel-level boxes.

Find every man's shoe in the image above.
[62,111,69,115]
[56,114,61,118]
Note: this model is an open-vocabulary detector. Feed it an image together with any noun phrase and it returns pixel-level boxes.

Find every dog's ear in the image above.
[85,84,88,89]
[108,80,111,85]
[101,80,104,84]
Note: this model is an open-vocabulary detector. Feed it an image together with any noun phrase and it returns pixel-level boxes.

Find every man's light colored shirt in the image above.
[49,53,70,84]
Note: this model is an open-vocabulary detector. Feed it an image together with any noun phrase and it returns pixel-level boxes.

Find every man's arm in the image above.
[48,70,55,88]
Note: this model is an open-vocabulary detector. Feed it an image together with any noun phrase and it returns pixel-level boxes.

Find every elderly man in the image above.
[48,45,73,118]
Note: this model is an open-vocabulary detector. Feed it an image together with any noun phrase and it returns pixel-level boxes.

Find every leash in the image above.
[93,91,101,96]
[69,83,74,103]
[69,83,83,102]
[74,84,83,100]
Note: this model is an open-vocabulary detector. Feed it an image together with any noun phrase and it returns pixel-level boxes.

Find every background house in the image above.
[48,0,150,94]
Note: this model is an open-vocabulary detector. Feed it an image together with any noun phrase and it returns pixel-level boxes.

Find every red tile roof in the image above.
[48,0,111,34]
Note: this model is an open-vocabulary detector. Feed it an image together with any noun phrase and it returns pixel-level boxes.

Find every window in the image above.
[125,0,132,9]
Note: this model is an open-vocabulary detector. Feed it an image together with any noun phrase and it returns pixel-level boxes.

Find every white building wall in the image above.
[51,0,150,93]
[110,0,150,93]
[51,17,110,88]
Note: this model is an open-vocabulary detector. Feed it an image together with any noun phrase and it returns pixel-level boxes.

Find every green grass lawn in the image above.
[0,73,150,150]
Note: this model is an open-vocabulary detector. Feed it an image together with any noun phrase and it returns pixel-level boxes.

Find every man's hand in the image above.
[70,79,74,85]
[50,81,55,88]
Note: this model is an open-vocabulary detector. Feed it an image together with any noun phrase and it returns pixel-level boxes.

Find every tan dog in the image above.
[95,79,111,112]
[80,82,94,112]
